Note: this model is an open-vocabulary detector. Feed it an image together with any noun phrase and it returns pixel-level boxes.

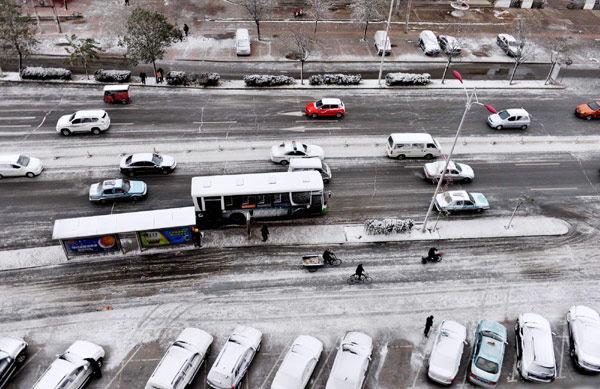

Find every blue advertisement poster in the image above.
[63,235,120,256]
[139,227,191,247]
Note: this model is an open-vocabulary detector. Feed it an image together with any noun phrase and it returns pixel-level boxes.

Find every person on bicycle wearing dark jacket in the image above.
[355,263,365,280]
[427,247,440,261]
[323,248,335,265]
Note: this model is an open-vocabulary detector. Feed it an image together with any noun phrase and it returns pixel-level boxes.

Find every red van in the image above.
[103,84,130,104]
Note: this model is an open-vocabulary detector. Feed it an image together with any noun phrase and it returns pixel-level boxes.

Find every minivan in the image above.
[0,154,43,178]
[235,29,251,56]
[288,157,332,183]
[374,30,391,55]
[386,133,442,160]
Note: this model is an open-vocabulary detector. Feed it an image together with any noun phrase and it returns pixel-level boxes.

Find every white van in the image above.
[288,157,332,183]
[235,29,251,56]
[386,133,442,160]
[0,154,43,178]
[374,30,392,56]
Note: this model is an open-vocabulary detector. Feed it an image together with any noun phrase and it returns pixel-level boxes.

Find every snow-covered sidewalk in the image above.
[0,216,570,272]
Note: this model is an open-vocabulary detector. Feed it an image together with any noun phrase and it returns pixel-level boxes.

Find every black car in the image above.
[119,153,177,176]
[0,336,28,389]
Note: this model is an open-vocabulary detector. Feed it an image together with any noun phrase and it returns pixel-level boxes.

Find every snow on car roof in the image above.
[103,84,129,92]
[504,108,529,116]
[32,359,74,389]
[0,336,25,356]
[573,305,600,321]
[498,33,515,40]
[149,346,192,387]
[0,154,21,164]
[213,341,247,373]
[321,98,341,105]
[101,179,123,189]
[130,153,155,163]
[446,190,469,200]
[73,110,106,119]
[389,133,436,143]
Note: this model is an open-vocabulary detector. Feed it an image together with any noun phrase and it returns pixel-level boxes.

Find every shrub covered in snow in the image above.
[243,75,295,87]
[385,72,431,86]
[309,74,362,86]
[94,69,131,83]
[166,71,186,85]
[165,71,220,87]
[364,218,414,235]
[20,67,72,81]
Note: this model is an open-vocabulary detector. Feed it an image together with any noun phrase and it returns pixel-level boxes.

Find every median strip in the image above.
[0,117,36,120]
[530,187,578,191]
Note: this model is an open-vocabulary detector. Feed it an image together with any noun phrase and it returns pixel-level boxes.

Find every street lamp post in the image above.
[421,71,496,232]
[377,0,395,86]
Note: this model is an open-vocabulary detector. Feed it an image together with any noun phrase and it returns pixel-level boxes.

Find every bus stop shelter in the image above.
[52,207,196,259]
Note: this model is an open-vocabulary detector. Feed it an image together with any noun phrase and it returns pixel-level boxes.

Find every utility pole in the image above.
[404,0,412,34]
[377,0,394,86]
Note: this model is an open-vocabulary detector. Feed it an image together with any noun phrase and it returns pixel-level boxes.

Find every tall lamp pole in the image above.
[377,0,395,85]
[421,71,496,232]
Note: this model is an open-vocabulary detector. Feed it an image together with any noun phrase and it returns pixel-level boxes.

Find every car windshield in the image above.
[315,100,323,108]
[454,163,462,172]
[588,102,600,110]
[480,330,504,342]
[17,155,30,166]
[152,154,162,165]
[69,113,76,122]
[507,39,518,47]
[530,362,555,376]
[498,111,510,119]
[468,193,477,203]
[475,356,499,374]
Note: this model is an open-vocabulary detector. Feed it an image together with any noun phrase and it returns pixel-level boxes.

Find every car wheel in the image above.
[92,128,101,135]
[162,169,170,175]
[280,160,289,166]
[26,172,35,178]
[520,125,528,130]
[495,125,503,130]
[323,179,329,184]
[311,113,318,119]
[132,196,139,201]
[16,351,26,364]
[424,154,433,160]
[128,171,135,177]
[0,174,3,179]
[462,177,471,183]
[100,199,106,204]
[97,357,103,369]
[336,112,342,118]
[476,208,483,213]
[586,115,592,121]
[396,154,406,160]
[121,99,127,105]
[61,129,71,136]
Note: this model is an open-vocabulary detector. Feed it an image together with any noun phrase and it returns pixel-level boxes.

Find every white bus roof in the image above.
[389,133,436,143]
[103,84,130,91]
[191,171,323,197]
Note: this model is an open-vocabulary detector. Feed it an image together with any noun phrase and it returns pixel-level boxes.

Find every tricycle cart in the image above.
[302,253,342,272]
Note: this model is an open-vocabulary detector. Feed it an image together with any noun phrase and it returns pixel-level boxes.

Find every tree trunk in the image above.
[83,60,89,80]
[314,20,318,35]
[256,20,261,41]
[362,20,369,41]
[152,60,157,82]
[300,60,304,85]
[17,51,23,75]
[441,56,451,84]
[509,60,520,85]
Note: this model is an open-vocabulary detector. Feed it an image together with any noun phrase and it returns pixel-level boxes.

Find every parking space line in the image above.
[309,337,339,389]
[557,323,567,379]
[530,187,578,191]
[103,345,141,389]
[11,347,43,380]
[0,117,36,120]
[259,344,289,389]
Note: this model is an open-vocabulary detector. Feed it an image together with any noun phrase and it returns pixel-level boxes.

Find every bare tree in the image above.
[232,0,273,41]
[440,26,465,84]
[285,25,316,85]
[0,0,39,74]
[307,0,332,35]
[348,0,388,42]
[545,24,569,84]
[509,17,537,85]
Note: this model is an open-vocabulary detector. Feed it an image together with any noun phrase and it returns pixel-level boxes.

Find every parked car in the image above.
[567,306,600,372]
[271,335,323,389]
[575,101,600,120]
[0,336,28,389]
[468,320,508,388]
[374,30,392,55]
[496,34,520,57]
[270,141,324,165]
[0,154,43,179]
[305,98,345,118]
[89,178,147,203]
[487,108,530,130]
[515,313,557,383]
[423,161,474,183]
[434,190,489,213]
[146,328,213,389]
[325,331,372,389]
[120,153,177,176]
[56,110,110,136]
[428,320,467,385]
[31,341,104,389]
[419,30,441,56]
[437,35,461,55]
[206,326,262,389]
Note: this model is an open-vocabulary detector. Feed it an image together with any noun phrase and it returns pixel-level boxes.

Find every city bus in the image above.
[191,171,328,224]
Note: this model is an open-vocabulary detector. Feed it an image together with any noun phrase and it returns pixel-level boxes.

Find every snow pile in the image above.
[385,72,431,86]
[94,69,131,83]
[243,75,295,87]
[308,73,362,86]
[166,71,220,87]
[20,67,71,80]
[364,218,415,235]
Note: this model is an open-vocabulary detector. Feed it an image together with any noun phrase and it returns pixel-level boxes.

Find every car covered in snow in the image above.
[0,336,28,389]
[496,34,520,57]
[434,190,489,213]
[119,153,177,176]
[575,101,600,120]
[325,331,372,389]
[567,305,600,372]
[305,98,345,118]
[55,110,110,136]
[468,320,507,388]
[270,141,324,165]
[89,178,147,203]
[515,313,557,383]
[271,335,323,389]
[423,161,474,183]
[437,35,461,55]
[419,30,441,56]
[31,340,105,389]
[146,328,213,389]
[428,320,467,385]
[206,326,262,389]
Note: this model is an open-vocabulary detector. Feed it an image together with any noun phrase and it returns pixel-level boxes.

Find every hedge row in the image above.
[243,75,295,87]
[385,72,431,86]
[94,69,131,83]
[20,67,71,80]
[165,71,220,87]
[309,74,362,86]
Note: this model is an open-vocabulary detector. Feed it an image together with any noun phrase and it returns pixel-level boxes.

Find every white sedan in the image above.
[271,335,323,389]
[427,320,467,385]
[326,332,372,389]
[567,305,600,372]
[434,190,489,213]
[423,161,474,183]
[31,341,104,389]
[270,141,324,165]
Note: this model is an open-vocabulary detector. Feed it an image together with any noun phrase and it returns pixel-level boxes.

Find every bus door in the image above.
[203,196,223,219]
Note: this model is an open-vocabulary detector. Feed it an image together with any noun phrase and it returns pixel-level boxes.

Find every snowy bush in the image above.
[385,72,431,86]
[309,74,362,86]
[94,69,131,83]
[243,75,295,87]
[166,71,186,85]
[364,218,415,235]
[165,71,220,87]
[20,67,71,80]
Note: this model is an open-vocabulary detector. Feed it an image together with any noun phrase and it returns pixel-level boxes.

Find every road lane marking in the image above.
[295,119,339,122]
[282,126,341,132]
[530,187,578,191]
[404,165,423,168]
[111,122,135,126]
[280,111,304,116]
[0,116,36,120]
[0,125,31,128]
[514,162,561,166]
[193,121,237,124]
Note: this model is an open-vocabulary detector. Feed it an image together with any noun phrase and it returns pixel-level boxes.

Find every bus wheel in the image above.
[230,213,246,225]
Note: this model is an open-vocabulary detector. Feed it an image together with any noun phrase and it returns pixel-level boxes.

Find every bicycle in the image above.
[347,273,373,285]
[324,254,342,267]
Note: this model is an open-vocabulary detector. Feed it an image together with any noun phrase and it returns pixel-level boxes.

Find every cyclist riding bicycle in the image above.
[355,263,365,281]
[323,248,336,265]
[427,247,440,261]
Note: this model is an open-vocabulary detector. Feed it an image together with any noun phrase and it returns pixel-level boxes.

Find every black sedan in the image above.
[119,153,177,176]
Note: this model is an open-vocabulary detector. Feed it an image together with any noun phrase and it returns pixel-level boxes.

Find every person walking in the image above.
[261,225,269,242]
[424,315,434,338]
[139,71,146,85]
[124,0,130,5]
[191,227,203,247]
[183,23,189,37]
[156,67,164,83]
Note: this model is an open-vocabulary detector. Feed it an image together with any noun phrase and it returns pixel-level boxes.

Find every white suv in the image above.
[56,110,111,136]
[567,305,600,372]
[515,313,557,383]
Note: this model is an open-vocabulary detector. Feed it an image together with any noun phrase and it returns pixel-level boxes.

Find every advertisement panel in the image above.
[63,235,120,256]
[139,227,191,247]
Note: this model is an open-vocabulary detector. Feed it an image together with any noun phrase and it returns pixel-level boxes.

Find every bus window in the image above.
[273,194,282,203]
[291,191,311,205]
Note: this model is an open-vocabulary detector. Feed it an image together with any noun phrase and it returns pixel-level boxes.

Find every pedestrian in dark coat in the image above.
[139,71,146,85]
[424,315,434,338]
[261,225,269,242]
[191,227,202,247]
[183,23,189,37]
[156,67,164,83]
[124,0,130,5]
